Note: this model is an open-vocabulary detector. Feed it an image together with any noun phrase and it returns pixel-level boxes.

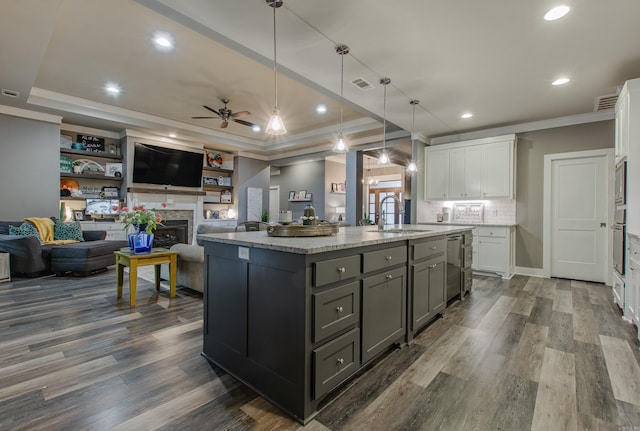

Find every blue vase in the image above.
[128,228,154,254]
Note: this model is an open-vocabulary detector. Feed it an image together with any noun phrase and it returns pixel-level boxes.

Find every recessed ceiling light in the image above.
[544,5,570,21]
[169,133,177,138]
[153,32,174,50]
[105,84,121,95]
[316,104,327,114]
[552,77,570,86]
[252,125,261,132]
[461,112,473,119]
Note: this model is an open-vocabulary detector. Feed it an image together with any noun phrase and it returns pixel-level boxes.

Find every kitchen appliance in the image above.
[613,223,626,276]
[461,232,473,296]
[446,235,462,301]
[615,161,627,205]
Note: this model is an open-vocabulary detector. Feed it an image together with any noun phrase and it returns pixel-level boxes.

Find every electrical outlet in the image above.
[238,247,250,260]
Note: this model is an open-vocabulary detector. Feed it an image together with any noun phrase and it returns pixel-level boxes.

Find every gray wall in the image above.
[0,114,60,220]
[324,160,346,221]
[270,161,326,220]
[516,120,614,268]
[235,156,270,222]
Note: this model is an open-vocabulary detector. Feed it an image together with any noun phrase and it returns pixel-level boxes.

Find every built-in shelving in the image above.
[127,187,206,196]
[60,148,123,161]
[61,172,123,181]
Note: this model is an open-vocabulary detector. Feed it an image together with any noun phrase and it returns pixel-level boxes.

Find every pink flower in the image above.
[121,207,129,212]
[161,202,167,208]
[156,215,163,222]
[112,205,119,211]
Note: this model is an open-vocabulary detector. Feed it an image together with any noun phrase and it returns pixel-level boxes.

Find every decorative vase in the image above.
[302,204,317,226]
[128,225,154,254]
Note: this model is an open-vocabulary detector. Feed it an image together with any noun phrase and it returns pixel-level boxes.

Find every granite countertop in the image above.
[419,222,517,227]
[198,224,473,254]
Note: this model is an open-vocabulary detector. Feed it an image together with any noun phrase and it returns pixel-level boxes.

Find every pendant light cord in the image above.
[339,52,344,135]
[272,4,278,110]
[382,82,387,150]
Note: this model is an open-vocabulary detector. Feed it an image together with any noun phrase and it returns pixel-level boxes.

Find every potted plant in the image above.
[72,160,83,174]
[118,204,165,254]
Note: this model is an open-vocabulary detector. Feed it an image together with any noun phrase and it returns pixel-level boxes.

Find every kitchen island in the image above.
[199,224,472,424]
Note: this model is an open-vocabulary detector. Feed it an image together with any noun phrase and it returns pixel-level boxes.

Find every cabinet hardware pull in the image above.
[336,306,344,313]
[337,267,346,273]
[386,274,393,280]
[337,358,344,365]
[385,256,392,261]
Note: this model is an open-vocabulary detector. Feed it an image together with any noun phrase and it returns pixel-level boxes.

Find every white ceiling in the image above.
[2,0,639,163]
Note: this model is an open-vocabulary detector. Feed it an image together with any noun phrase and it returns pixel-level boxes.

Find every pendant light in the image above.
[265,0,286,135]
[407,99,419,173]
[378,78,391,165]
[333,44,350,153]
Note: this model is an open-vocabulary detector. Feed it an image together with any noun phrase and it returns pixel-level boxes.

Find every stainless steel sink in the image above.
[367,228,430,234]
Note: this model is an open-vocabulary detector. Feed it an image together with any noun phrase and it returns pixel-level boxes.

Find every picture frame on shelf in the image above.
[306,193,312,200]
[74,210,84,221]
[203,176,218,186]
[289,191,295,200]
[101,186,119,198]
[293,193,300,200]
[299,190,307,199]
[105,163,122,177]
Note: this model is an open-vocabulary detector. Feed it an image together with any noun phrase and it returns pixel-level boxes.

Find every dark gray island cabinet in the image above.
[200,225,471,424]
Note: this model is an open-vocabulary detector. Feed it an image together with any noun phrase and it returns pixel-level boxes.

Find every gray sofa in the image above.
[0,220,127,277]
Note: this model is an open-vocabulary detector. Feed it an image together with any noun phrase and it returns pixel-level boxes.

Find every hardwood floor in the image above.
[1,271,639,430]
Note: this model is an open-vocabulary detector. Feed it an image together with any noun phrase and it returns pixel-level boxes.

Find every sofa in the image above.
[0,220,128,277]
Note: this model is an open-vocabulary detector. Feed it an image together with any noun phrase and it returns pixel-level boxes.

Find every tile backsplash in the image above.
[416,199,516,225]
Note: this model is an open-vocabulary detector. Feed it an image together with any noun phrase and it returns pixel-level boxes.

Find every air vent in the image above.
[351,77,374,90]
[1,88,19,98]
[594,93,618,111]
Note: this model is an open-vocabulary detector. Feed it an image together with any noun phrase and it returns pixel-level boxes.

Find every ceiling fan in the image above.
[191,98,258,129]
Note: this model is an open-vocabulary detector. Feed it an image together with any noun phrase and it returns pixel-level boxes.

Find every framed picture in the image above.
[299,190,307,199]
[293,193,300,200]
[105,163,122,177]
[289,191,296,200]
[74,210,84,221]
[306,193,312,200]
[101,186,119,198]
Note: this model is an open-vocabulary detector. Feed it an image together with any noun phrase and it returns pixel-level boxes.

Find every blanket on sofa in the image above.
[25,217,78,245]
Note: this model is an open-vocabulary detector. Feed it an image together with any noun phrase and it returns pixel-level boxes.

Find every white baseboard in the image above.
[514,266,545,277]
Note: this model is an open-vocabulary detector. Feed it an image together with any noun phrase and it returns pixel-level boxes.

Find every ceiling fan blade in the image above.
[203,105,221,115]
[230,110,250,118]
[220,120,229,128]
[233,119,257,127]
[191,116,218,119]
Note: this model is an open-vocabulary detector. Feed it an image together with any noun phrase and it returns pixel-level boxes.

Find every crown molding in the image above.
[0,103,62,124]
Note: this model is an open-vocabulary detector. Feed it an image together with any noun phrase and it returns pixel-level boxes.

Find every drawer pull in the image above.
[386,274,393,280]
[385,256,393,261]
[336,306,344,313]
[337,358,344,365]
[337,267,346,273]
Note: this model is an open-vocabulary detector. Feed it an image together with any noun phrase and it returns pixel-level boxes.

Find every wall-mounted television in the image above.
[132,142,204,188]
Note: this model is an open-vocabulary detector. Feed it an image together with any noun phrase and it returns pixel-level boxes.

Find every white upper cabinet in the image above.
[424,134,516,201]
[615,88,629,163]
[425,148,450,200]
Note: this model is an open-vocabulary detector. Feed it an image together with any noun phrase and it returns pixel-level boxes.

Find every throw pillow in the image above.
[8,222,45,244]
[53,220,85,242]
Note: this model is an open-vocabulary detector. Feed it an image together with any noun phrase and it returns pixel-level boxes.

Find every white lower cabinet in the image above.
[80,221,128,241]
[612,270,625,311]
[473,226,515,279]
[627,235,640,332]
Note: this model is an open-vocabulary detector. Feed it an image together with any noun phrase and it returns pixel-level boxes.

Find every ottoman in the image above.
[160,243,204,293]
[51,240,128,276]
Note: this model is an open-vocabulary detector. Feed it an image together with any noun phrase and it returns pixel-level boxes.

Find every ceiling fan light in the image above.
[332,135,348,153]
[266,109,286,135]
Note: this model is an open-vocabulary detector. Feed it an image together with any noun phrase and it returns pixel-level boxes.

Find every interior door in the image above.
[550,155,607,282]
[269,186,279,223]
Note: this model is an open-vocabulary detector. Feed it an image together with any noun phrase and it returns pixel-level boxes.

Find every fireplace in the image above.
[153,220,188,248]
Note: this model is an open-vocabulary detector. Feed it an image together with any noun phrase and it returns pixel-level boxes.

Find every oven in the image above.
[613,223,625,276]
[615,161,627,205]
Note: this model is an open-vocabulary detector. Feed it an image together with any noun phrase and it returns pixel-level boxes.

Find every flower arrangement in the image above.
[116,203,165,233]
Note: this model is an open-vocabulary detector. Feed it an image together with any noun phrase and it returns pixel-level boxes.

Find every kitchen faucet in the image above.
[378,195,404,230]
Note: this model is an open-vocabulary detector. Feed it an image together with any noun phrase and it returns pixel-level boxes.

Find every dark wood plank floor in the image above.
[1,271,639,430]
